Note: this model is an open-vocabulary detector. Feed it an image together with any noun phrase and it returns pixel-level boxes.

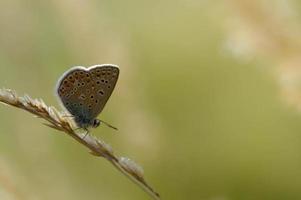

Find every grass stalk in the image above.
[0,88,160,200]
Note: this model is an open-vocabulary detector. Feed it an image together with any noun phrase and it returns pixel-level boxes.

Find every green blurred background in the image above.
[1,1,301,200]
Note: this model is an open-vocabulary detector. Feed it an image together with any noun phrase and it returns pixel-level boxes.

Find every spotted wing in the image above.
[56,67,93,118]
[56,65,119,120]
[88,65,119,119]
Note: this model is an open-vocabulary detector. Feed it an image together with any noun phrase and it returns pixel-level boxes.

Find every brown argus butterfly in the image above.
[56,64,119,131]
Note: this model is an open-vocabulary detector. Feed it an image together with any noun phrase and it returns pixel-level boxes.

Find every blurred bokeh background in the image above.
[1,0,301,199]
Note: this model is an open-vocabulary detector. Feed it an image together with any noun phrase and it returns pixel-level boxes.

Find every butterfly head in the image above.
[92,119,100,128]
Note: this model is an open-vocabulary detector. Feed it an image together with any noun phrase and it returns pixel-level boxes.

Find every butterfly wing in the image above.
[56,67,91,118]
[88,65,119,119]
[56,65,119,121]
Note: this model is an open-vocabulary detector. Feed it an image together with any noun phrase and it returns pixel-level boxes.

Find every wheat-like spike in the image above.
[0,88,160,200]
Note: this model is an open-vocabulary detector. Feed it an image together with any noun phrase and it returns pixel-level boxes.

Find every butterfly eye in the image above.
[93,119,100,128]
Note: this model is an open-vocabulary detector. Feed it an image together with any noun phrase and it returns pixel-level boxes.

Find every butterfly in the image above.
[56,64,119,131]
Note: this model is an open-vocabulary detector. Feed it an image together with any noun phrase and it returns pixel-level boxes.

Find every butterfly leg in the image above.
[82,128,89,139]
[73,127,89,139]
[72,127,83,135]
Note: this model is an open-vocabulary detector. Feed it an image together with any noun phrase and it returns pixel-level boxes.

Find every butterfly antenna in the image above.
[100,120,118,131]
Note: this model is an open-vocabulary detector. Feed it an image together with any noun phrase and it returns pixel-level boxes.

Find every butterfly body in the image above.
[56,64,119,130]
